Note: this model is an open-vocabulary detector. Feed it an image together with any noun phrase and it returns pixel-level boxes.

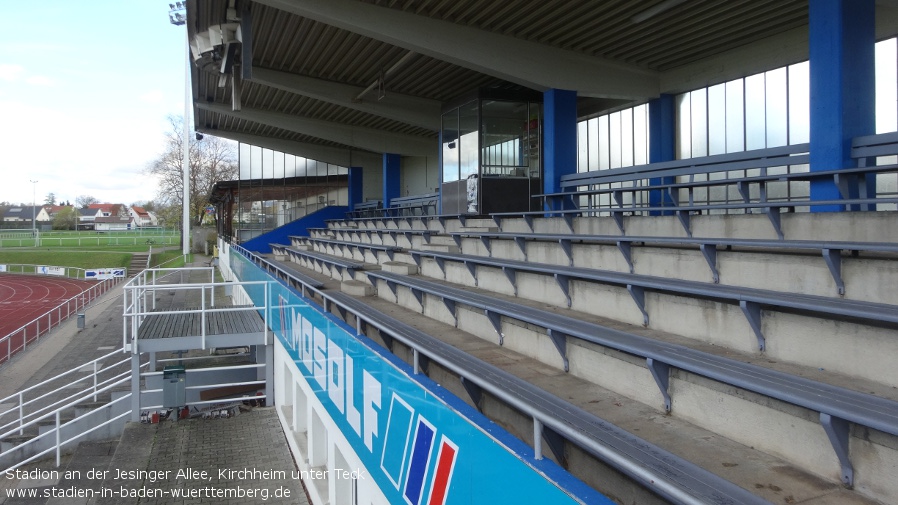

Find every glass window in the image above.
[725,79,745,153]
[481,100,528,177]
[441,110,460,183]
[708,84,727,155]
[459,101,479,180]
[765,67,788,147]
[744,73,766,150]
[788,61,810,144]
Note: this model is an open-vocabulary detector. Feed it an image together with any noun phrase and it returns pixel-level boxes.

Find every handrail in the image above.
[0,277,121,365]
[226,242,770,505]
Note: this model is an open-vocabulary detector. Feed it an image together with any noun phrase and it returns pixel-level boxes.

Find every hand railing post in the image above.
[18,392,24,435]
[55,411,61,467]
[201,289,207,350]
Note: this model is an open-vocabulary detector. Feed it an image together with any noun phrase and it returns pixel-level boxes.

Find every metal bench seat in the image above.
[326,290,773,505]
[448,230,898,294]
[278,245,366,278]
[363,269,898,487]
[330,227,433,245]
[408,249,898,351]
[290,236,402,260]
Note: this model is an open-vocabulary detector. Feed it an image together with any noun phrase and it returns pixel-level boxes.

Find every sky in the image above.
[0,1,188,207]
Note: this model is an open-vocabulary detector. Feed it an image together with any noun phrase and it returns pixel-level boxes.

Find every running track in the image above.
[0,274,96,363]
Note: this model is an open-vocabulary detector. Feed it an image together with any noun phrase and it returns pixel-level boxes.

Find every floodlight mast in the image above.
[169,2,190,256]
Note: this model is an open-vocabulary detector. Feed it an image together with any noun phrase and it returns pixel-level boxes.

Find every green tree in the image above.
[145,116,238,227]
[76,195,99,208]
[52,206,77,230]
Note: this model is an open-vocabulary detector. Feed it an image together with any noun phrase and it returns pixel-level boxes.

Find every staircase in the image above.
[128,254,149,277]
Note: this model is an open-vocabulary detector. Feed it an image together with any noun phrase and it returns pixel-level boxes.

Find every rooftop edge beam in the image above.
[196,102,435,157]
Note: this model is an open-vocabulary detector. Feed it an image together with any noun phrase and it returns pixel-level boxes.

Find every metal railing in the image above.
[0,277,120,365]
[122,267,269,352]
[0,347,147,473]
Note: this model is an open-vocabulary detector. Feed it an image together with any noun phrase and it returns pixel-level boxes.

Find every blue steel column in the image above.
[543,89,578,211]
[383,153,401,210]
[348,166,363,211]
[649,94,676,215]
[809,0,876,211]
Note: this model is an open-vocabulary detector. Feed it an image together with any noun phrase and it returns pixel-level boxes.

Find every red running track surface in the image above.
[0,274,96,362]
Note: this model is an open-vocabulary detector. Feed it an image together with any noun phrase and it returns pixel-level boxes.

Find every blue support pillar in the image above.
[543,89,578,212]
[383,153,401,211]
[649,94,676,215]
[348,166,363,211]
[809,0,876,211]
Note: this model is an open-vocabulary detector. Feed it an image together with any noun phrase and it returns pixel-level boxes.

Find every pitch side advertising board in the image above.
[229,250,610,505]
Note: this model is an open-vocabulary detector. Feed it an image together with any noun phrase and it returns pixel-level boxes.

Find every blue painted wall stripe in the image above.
[404,418,436,505]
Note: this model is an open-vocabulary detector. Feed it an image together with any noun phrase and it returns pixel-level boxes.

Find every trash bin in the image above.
[162,366,186,408]
[77,313,85,329]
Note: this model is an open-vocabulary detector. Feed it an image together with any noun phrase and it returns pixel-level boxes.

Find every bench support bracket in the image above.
[676,210,692,237]
[442,298,457,326]
[766,208,785,240]
[410,288,424,310]
[502,266,518,296]
[820,413,853,487]
[739,300,765,351]
[514,236,528,260]
[463,261,478,286]
[484,309,503,345]
[646,358,672,412]
[554,274,572,307]
[699,244,720,283]
[479,235,492,256]
[617,241,634,273]
[821,249,845,295]
[547,329,569,372]
[413,349,430,375]
[559,239,573,266]
[612,211,625,235]
[541,425,566,466]
[460,376,483,410]
[627,284,649,326]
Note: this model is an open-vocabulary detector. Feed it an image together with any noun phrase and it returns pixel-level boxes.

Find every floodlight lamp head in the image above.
[195,132,204,140]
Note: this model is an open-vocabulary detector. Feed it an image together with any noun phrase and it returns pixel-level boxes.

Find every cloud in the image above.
[139,90,164,104]
[0,64,24,81]
[25,75,53,86]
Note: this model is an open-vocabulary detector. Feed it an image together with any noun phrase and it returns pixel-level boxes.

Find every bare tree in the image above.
[44,193,57,205]
[145,116,238,227]
[76,195,99,208]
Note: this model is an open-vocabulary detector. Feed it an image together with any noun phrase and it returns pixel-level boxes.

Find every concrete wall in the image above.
[401,155,439,196]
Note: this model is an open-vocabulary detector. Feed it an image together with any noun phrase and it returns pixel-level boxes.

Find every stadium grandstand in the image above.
[5,2,898,505]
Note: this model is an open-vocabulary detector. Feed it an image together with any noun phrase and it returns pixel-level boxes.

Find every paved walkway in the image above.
[0,257,308,504]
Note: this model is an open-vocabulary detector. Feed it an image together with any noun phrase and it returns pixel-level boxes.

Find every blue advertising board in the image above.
[230,249,612,505]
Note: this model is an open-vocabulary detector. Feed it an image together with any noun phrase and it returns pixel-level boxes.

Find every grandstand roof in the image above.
[189,0,898,162]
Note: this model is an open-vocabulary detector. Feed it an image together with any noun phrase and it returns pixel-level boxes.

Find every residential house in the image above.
[94,215,135,231]
[1,206,49,225]
[77,207,103,230]
[88,203,129,219]
[129,206,158,227]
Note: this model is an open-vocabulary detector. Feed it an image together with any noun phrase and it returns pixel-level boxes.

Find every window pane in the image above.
[876,38,898,134]
[459,101,479,180]
[609,111,622,168]
[577,120,588,172]
[588,117,600,171]
[725,79,745,153]
[745,73,766,150]
[676,92,691,158]
[788,61,810,144]
[633,104,648,165]
[441,110,459,183]
[621,108,634,167]
[708,83,727,155]
[765,67,788,147]
[598,115,610,169]
[690,89,708,157]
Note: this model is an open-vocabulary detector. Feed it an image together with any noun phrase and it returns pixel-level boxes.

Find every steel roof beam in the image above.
[250,67,441,131]
[196,102,436,156]
[256,0,660,100]
[195,128,383,168]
